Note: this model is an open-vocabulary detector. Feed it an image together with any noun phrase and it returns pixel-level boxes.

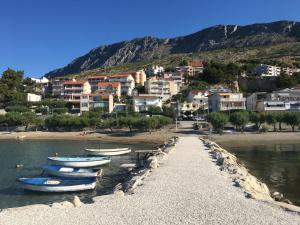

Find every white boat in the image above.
[85,148,131,156]
[43,165,103,178]
[17,177,97,192]
[47,156,111,167]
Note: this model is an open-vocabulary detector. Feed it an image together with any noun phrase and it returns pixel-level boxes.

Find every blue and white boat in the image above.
[47,156,111,167]
[43,165,103,178]
[17,177,97,192]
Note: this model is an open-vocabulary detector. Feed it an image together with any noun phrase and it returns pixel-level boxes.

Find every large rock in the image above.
[72,195,83,207]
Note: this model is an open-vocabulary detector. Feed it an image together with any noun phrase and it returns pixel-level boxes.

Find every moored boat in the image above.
[47,156,111,167]
[43,165,103,178]
[85,148,131,156]
[17,177,97,192]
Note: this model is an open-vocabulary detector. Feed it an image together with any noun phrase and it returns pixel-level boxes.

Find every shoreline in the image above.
[0,129,176,145]
[208,132,300,146]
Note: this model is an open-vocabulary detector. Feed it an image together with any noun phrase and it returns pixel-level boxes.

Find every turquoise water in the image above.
[222,142,300,206]
[0,139,152,209]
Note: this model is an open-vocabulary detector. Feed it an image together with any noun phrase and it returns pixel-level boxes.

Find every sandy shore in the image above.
[0,127,176,145]
[209,132,300,146]
[1,136,299,225]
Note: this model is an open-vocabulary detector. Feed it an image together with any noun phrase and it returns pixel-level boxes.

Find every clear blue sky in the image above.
[1,0,300,77]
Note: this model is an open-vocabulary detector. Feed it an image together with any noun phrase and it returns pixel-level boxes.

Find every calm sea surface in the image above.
[0,139,153,209]
[222,142,300,206]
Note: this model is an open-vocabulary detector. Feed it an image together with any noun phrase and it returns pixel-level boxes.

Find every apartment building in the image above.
[164,73,184,88]
[132,95,163,112]
[176,60,204,77]
[80,93,113,114]
[63,81,91,110]
[254,64,299,77]
[187,90,210,110]
[107,74,135,96]
[51,79,66,96]
[130,70,147,86]
[87,75,107,92]
[247,88,300,112]
[97,82,121,98]
[208,92,246,112]
[145,76,178,99]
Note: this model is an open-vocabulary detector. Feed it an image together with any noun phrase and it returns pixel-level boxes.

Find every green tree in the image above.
[206,112,228,132]
[230,111,249,132]
[265,113,277,131]
[249,112,265,130]
[283,113,300,132]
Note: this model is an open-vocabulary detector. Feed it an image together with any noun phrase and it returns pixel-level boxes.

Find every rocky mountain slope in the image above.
[45,20,300,78]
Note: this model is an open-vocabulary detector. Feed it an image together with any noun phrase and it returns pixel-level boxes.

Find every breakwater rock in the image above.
[201,138,273,201]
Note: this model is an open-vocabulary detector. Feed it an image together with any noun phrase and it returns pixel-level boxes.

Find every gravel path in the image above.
[1,136,300,225]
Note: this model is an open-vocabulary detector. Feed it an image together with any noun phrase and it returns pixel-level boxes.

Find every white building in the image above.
[145,76,178,99]
[254,64,281,77]
[247,88,300,112]
[64,81,91,111]
[26,93,42,102]
[254,64,299,77]
[107,74,135,96]
[145,65,164,76]
[187,90,210,110]
[132,95,163,112]
[208,92,246,112]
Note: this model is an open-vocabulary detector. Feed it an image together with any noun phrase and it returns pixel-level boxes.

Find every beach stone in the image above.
[72,195,83,207]
[114,190,125,197]
[147,157,159,169]
[51,201,74,208]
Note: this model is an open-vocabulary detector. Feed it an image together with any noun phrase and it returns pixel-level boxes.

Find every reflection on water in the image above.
[222,142,300,206]
[0,139,153,209]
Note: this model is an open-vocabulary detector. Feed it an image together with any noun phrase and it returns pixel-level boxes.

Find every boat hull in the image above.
[18,177,97,192]
[43,166,102,178]
[47,157,111,167]
[85,149,131,156]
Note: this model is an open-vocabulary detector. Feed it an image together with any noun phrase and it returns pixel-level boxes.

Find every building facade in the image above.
[145,65,164,76]
[208,92,246,112]
[247,88,300,112]
[97,82,121,98]
[107,74,135,96]
[87,75,107,92]
[145,76,178,98]
[80,94,113,114]
[187,90,209,110]
[63,81,91,110]
[132,95,163,112]
[26,93,42,102]
[176,60,204,77]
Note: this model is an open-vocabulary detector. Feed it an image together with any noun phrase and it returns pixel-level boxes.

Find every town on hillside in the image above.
[1,60,300,132]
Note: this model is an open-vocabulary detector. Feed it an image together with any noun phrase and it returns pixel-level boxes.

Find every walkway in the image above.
[1,137,300,225]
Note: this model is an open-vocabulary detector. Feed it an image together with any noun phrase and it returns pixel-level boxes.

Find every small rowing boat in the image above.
[17,177,97,192]
[85,148,131,156]
[43,165,103,178]
[47,156,111,167]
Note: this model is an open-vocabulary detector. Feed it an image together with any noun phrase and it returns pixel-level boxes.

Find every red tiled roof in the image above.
[188,60,204,67]
[64,81,85,85]
[97,82,120,88]
[88,75,107,79]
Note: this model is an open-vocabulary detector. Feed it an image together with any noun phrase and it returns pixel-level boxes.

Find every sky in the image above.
[1,0,300,78]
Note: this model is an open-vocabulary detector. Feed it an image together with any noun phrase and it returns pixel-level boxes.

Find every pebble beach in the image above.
[1,136,299,225]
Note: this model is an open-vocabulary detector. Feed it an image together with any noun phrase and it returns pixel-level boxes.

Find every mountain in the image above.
[45,20,300,78]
